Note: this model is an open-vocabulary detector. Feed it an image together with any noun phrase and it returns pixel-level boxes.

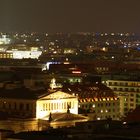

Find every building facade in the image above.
[36,91,78,119]
[0,89,78,120]
[79,97,120,120]
[106,80,140,117]
[62,83,120,120]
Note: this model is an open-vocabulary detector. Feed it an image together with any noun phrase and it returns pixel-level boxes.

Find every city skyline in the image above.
[0,0,140,33]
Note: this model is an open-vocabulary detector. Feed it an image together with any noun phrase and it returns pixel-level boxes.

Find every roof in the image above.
[62,83,115,99]
[46,112,89,122]
[0,87,46,100]
[38,91,77,100]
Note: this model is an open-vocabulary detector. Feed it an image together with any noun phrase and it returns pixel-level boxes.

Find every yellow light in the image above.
[64,62,70,64]
[72,71,81,74]
[111,98,114,101]
[94,98,98,101]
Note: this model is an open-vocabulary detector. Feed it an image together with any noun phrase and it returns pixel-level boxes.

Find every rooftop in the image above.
[62,83,115,99]
[0,87,46,100]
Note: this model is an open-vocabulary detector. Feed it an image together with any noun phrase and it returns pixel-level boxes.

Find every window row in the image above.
[80,102,119,109]
[109,82,140,87]
[0,102,32,111]
[113,87,139,92]
[42,101,74,111]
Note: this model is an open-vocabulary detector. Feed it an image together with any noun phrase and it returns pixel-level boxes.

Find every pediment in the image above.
[39,91,76,100]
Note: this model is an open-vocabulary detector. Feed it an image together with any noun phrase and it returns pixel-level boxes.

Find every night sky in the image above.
[1,0,140,33]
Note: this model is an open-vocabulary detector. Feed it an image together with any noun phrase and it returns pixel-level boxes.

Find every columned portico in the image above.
[36,91,78,119]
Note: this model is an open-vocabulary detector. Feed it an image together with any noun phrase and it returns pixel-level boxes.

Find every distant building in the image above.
[0,52,13,59]
[6,44,42,59]
[106,80,140,117]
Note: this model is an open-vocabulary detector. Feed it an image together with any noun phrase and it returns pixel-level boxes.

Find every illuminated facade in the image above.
[0,90,78,120]
[0,35,11,45]
[79,97,120,120]
[106,80,140,117]
[63,83,120,120]
[36,91,78,119]
[6,45,42,59]
[7,50,42,59]
[0,52,13,58]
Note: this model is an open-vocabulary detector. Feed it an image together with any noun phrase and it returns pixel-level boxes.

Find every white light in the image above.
[97,117,101,120]
[24,40,27,43]
[123,122,127,124]
[10,51,42,59]
[36,39,39,42]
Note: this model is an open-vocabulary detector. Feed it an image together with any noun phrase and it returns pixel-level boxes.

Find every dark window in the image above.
[3,102,6,109]
[120,82,123,86]
[124,103,128,106]
[119,88,122,91]
[26,104,30,111]
[125,88,128,91]
[124,108,128,112]
[114,82,117,86]
[9,103,11,109]
[130,88,134,92]
[20,103,24,110]
[125,83,128,86]
[14,103,17,110]
[109,82,112,86]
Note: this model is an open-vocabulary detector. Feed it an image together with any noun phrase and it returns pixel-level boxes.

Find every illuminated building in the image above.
[36,91,78,119]
[0,89,78,120]
[7,50,42,59]
[106,80,140,117]
[0,35,11,45]
[63,48,76,54]
[6,45,42,59]
[0,52,13,58]
[79,97,120,120]
[63,83,120,120]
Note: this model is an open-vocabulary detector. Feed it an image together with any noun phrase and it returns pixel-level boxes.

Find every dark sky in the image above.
[1,0,140,33]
